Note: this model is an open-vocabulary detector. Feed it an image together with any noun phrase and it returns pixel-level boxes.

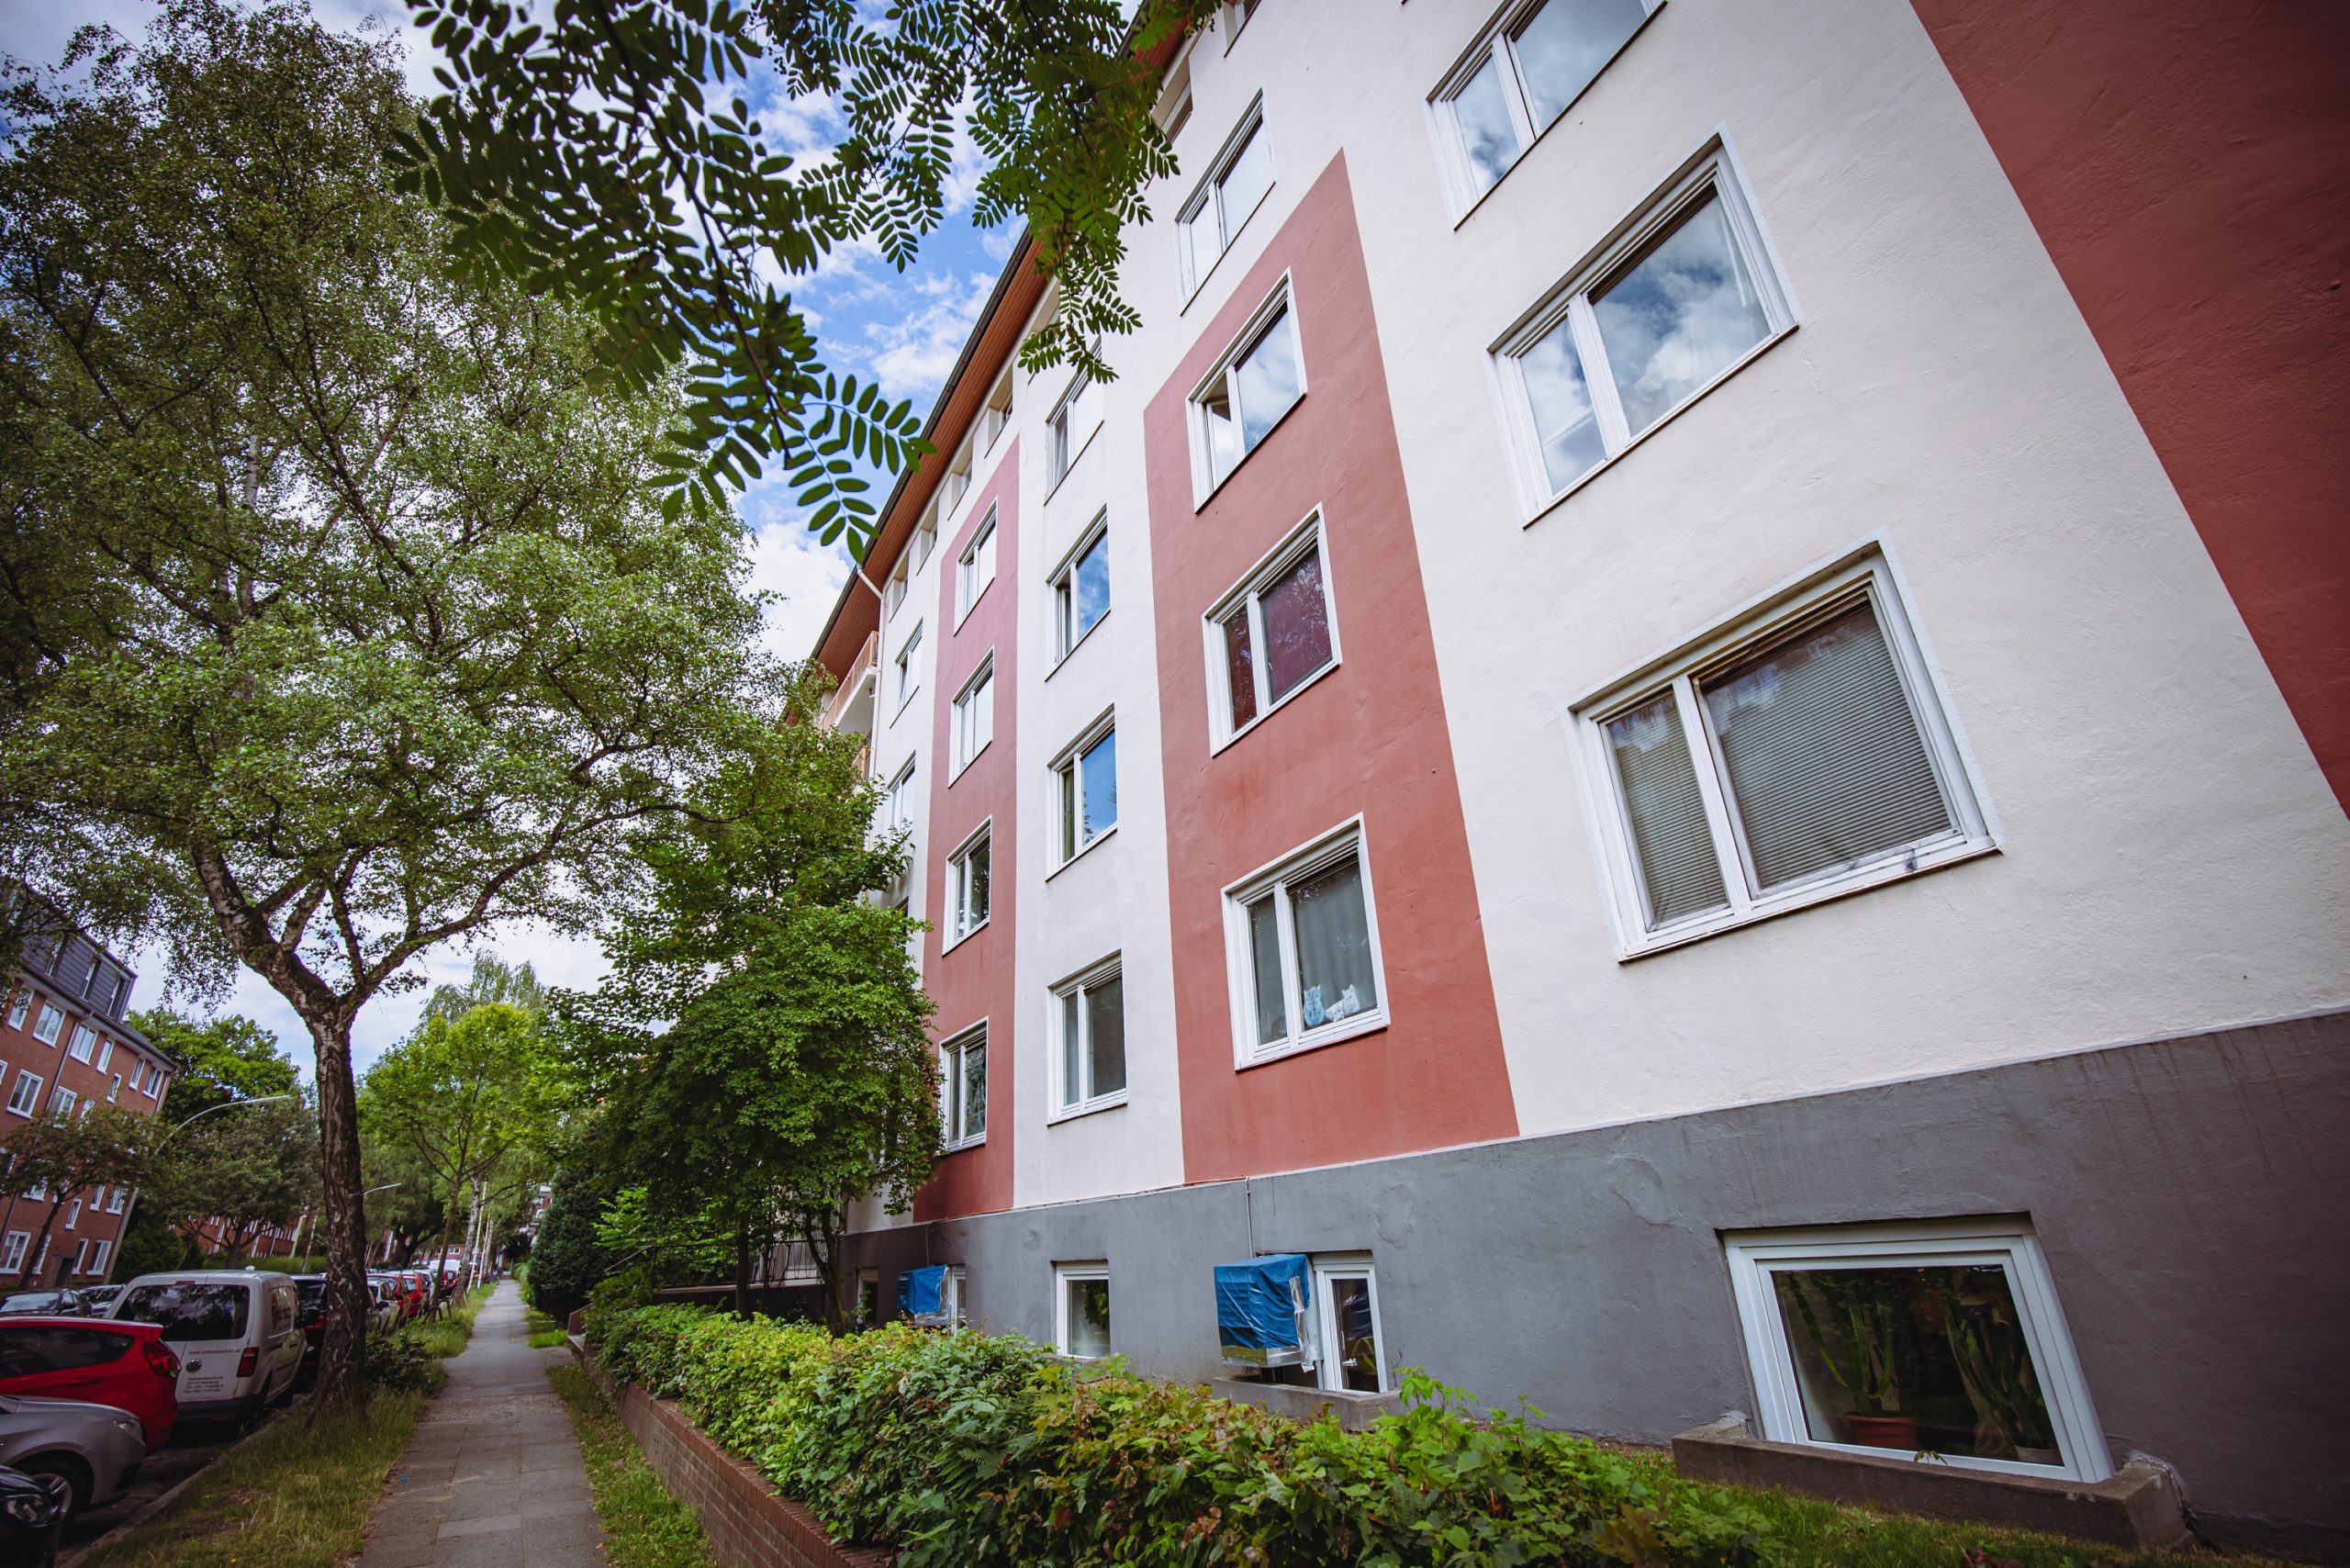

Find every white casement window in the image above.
[1569,551,1992,957]
[1432,0,1655,207]
[1050,515,1112,664]
[956,510,998,622]
[1046,373,1102,489]
[30,1004,62,1046]
[1204,513,1338,747]
[1497,141,1795,511]
[86,1239,109,1276]
[946,822,991,945]
[1176,95,1274,297]
[70,1238,87,1275]
[29,1237,47,1274]
[106,1075,121,1103]
[1191,283,1304,498]
[980,369,1014,454]
[886,558,909,618]
[94,1039,112,1073]
[881,758,917,836]
[1050,713,1118,866]
[1725,1219,2111,1484]
[1224,822,1387,1067]
[6,1072,39,1116]
[64,1200,80,1230]
[941,1265,968,1328]
[1311,1255,1387,1394]
[65,1025,94,1062]
[1050,958,1126,1118]
[4,991,28,1029]
[913,504,939,571]
[938,1023,988,1149]
[949,656,995,777]
[107,1187,125,1215]
[894,622,924,712]
[0,1232,26,1273]
[1054,1262,1113,1359]
[1218,0,1259,46]
[942,436,974,517]
[49,1087,75,1115]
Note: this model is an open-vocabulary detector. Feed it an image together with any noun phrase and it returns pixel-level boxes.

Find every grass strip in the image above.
[401,1283,494,1359]
[529,1328,569,1348]
[547,1362,717,1568]
[81,1394,429,1568]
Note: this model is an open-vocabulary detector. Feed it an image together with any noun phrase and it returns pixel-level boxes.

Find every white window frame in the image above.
[1046,371,1102,492]
[894,622,924,714]
[941,1264,968,1328]
[1048,710,1118,869]
[1494,137,1796,520]
[949,655,995,778]
[29,1236,47,1274]
[1724,1218,2112,1484]
[955,509,998,625]
[64,1200,80,1230]
[1203,510,1341,751]
[0,1232,25,1273]
[94,1039,112,1073]
[980,369,1014,455]
[6,1071,39,1117]
[912,505,939,571]
[1222,818,1389,1069]
[944,820,992,949]
[86,1239,109,1276]
[107,1075,121,1103]
[65,1025,94,1062]
[107,1187,125,1215]
[1053,1261,1113,1360]
[4,991,28,1029]
[1566,546,1995,959]
[49,1086,75,1115]
[1189,278,1306,505]
[938,1022,989,1150]
[1218,0,1259,50]
[1048,955,1126,1122]
[30,1004,62,1046]
[1428,0,1661,217]
[1048,512,1112,667]
[1310,1253,1388,1394]
[880,757,917,837]
[1175,95,1275,300]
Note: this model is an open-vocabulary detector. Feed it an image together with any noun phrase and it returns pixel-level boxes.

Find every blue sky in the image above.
[0,0,1010,1075]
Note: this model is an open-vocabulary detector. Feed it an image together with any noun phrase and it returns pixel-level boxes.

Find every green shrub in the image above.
[588,1305,1776,1567]
[363,1327,439,1394]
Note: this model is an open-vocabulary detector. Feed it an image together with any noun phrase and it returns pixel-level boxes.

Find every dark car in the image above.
[0,1464,69,1568]
[0,1294,85,1319]
[74,1286,123,1316]
[292,1276,327,1378]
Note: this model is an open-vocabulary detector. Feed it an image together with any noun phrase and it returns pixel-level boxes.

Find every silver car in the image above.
[0,1394,145,1520]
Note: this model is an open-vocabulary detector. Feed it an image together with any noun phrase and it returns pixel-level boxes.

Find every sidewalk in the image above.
[355,1281,604,1567]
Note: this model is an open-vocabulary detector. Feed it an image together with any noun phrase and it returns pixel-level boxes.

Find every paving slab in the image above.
[356,1282,604,1566]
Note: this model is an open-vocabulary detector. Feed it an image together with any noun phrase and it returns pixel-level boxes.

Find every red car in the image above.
[0,1318,179,1450]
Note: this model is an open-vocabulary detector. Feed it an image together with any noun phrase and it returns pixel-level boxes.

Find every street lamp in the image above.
[103,1093,298,1285]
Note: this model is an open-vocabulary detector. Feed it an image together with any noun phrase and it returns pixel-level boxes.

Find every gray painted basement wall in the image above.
[845,1009,2350,1553]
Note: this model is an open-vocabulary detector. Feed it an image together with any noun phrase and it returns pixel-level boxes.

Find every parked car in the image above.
[364,1273,412,1326]
[73,1286,123,1315]
[391,1271,428,1319]
[0,1395,145,1521]
[0,1293,87,1319]
[291,1276,329,1377]
[108,1271,300,1427]
[0,1463,70,1567]
[0,1320,178,1450]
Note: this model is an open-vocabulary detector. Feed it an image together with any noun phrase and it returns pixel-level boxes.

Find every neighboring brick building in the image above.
[0,930,174,1289]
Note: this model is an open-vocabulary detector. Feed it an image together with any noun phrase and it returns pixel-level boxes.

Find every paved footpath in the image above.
[354,1281,604,1568]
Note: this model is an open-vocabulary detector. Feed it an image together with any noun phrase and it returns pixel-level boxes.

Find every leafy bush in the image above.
[588,1305,1776,1567]
[363,1328,440,1394]
[529,1167,616,1320]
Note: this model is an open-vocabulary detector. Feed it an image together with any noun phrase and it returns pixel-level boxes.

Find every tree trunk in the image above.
[307,1011,370,1415]
[733,1219,751,1319]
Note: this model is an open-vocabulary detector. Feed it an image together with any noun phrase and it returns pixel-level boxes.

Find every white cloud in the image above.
[851,268,996,403]
[743,495,856,663]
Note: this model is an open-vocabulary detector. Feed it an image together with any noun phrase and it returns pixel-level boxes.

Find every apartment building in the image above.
[0,929,175,1289]
[809,0,2350,1550]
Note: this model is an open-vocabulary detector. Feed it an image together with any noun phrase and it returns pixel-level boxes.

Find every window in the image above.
[1051,714,1118,865]
[1434,0,1653,204]
[956,510,998,622]
[1192,286,1304,496]
[980,369,1014,454]
[938,1024,988,1148]
[941,1265,968,1328]
[1205,514,1337,745]
[1177,96,1274,296]
[1051,958,1125,1117]
[1725,1220,2111,1483]
[85,1239,109,1276]
[1051,517,1111,663]
[1046,373,1102,488]
[49,1087,75,1116]
[1311,1255,1386,1394]
[1055,1262,1112,1359]
[942,435,974,517]
[64,1201,80,1230]
[881,758,917,835]
[1500,144,1793,509]
[894,622,924,711]
[0,1233,25,1273]
[1219,0,1259,44]
[4,991,27,1030]
[65,1025,94,1063]
[29,1237,47,1275]
[886,557,909,617]
[93,1039,111,1073]
[946,823,991,944]
[912,507,938,571]
[854,1271,880,1329]
[107,1075,121,1103]
[1,1073,29,1117]
[1224,823,1386,1065]
[950,657,994,777]
[107,1187,125,1215]
[30,1004,62,1046]
[1571,553,1990,955]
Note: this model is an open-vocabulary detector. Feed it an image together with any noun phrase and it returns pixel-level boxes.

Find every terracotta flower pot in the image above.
[1842,1413,1920,1450]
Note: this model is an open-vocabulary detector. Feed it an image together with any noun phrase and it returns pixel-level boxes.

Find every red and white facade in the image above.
[811,0,2350,1551]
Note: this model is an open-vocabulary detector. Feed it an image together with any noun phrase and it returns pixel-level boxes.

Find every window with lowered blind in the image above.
[1572,553,1991,954]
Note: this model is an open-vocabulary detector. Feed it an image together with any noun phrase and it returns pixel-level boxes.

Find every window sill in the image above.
[1045,823,1119,882]
[939,916,990,958]
[1192,394,1307,513]
[940,1133,988,1155]
[1210,658,1339,756]
[1442,3,1664,230]
[947,738,991,784]
[1046,610,1110,679]
[1236,1013,1387,1071]
[1522,324,1796,529]
[1617,836,1998,961]
[1046,1093,1129,1127]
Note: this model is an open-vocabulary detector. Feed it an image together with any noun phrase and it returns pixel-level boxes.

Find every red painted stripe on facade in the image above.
[1144,153,1519,1186]
[1909,0,2350,811]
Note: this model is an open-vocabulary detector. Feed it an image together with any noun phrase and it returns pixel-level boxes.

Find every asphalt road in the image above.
[60,1414,245,1551]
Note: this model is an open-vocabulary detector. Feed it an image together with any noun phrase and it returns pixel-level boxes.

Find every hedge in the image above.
[588,1303,1778,1567]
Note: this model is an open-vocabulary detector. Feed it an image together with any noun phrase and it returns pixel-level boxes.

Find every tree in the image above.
[129,1009,300,1122]
[395,0,1217,542]
[527,1165,614,1321]
[560,718,934,1324]
[150,1094,322,1259]
[0,0,800,1407]
[0,1105,154,1286]
[420,954,547,1027]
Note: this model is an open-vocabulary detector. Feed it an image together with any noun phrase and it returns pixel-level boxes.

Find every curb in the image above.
[57,1396,301,1568]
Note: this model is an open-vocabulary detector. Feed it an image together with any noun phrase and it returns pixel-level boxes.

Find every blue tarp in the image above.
[1214,1253,1311,1365]
[899,1265,946,1318]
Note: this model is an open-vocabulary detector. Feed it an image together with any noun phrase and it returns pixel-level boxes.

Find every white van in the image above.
[108,1271,302,1425]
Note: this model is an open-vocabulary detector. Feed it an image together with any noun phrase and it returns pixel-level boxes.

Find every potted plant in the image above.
[1782,1271,1917,1450]
[1931,1271,2059,1463]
